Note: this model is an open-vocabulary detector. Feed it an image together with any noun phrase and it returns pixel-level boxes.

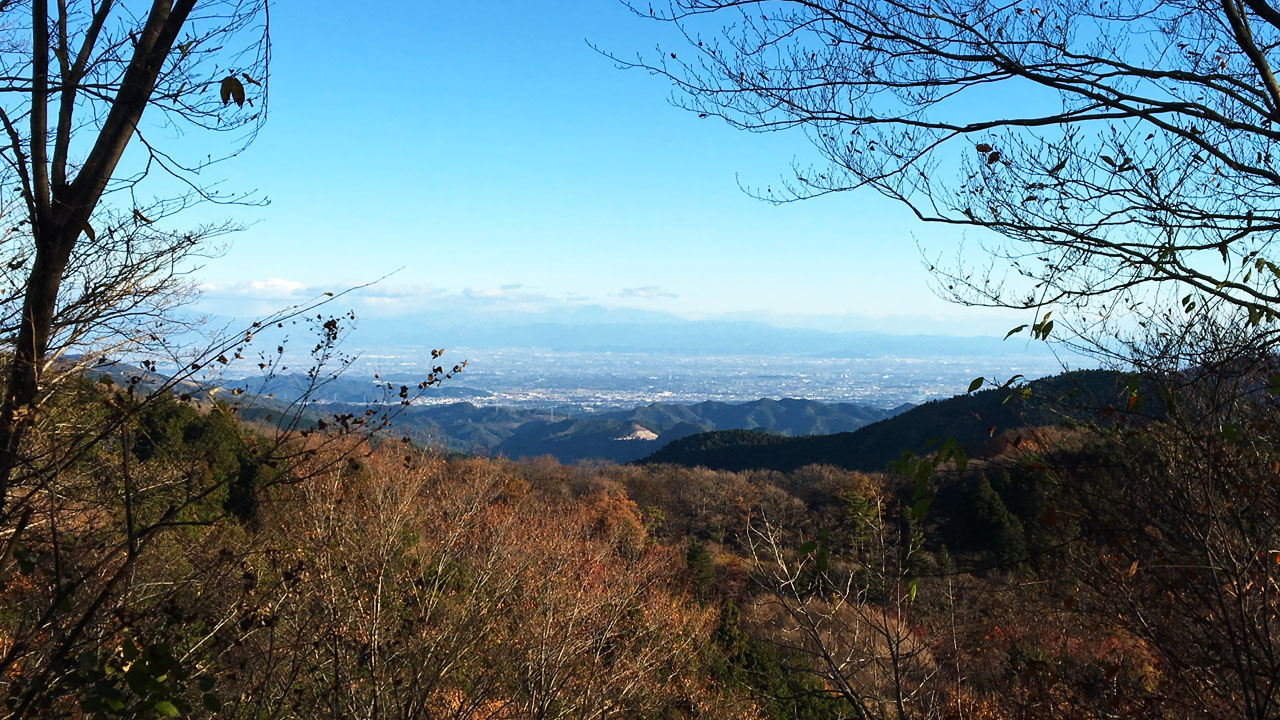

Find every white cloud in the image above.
[250,278,305,297]
[200,277,305,299]
[618,285,678,300]
[459,285,558,308]
[195,278,592,320]
[463,287,506,300]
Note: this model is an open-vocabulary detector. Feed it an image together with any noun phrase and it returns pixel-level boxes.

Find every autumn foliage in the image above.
[0,368,1277,719]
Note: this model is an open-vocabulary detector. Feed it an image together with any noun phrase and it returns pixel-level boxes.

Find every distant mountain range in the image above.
[272,306,1066,359]
[487,398,911,463]
[216,369,1132,469]
[234,372,492,404]
[641,370,1134,472]
[277,396,910,464]
[98,354,1124,472]
[352,319,1052,358]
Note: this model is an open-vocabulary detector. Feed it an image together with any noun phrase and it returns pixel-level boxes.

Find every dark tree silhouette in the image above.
[0,1,269,510]
[614,0,1280,351]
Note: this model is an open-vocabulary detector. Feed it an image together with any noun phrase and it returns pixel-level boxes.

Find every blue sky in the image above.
[180,0,1029,337]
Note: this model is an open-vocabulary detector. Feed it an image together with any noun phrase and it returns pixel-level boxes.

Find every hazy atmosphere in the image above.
[192,1,1033,339]
[1,2,1277,718]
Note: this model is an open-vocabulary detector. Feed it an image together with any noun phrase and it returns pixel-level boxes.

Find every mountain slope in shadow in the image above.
[494,398,908,464]
[640,370,1132,472]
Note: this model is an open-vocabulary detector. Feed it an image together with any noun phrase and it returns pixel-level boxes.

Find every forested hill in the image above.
[226,391,910,464]
[641,369,1135,472]
[489,397,908,463]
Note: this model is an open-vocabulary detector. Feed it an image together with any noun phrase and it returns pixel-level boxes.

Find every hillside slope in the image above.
[237,395,908,464]
[494,398,907,463]
[641,370,1133,472]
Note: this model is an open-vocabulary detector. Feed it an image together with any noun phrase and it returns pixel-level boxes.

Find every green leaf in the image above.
[915,463,931,485]
[1004,324,1027,340]
[202,693,222,713]
[154,700,180,717]
[911,496,932,524]
[198,677,215,692]
[1000,374,1025,389]
[967,377,984,393]
[13,543,34,575]
[125,665,150,694]
[1004,386,1033,405]
[798,541,817,555]
[1124,375,1140,395]
[907,578,918,602]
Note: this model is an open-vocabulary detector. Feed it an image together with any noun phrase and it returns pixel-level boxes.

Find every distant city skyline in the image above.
[179,1,1034,338]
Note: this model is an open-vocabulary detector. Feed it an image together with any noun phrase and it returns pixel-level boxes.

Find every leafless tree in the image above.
[743,499,947,720]
[617,5,1280,715]
[0,1,270,511]
[614,0,1280,353]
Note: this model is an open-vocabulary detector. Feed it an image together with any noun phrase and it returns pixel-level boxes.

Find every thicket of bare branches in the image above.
[0,0,270,507]
[614,0,1280,354]
[611,6,1280,718]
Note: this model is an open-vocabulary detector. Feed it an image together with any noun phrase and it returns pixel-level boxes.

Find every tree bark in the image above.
[0,0,197,512]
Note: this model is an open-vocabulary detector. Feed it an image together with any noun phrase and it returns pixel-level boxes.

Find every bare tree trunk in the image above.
[0,234,72,496]
[0,0,196,512]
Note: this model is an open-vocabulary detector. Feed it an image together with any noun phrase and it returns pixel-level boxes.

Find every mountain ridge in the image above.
[640,369,1133,472]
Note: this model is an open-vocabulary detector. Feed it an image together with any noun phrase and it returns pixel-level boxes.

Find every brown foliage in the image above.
[163,447,723,718]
